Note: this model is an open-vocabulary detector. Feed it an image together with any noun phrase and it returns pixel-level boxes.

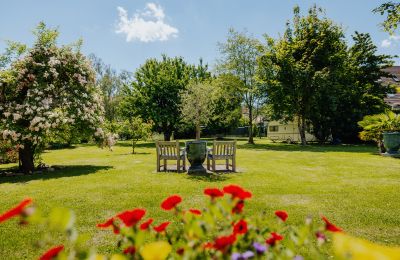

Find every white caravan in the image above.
[267,120,317,143]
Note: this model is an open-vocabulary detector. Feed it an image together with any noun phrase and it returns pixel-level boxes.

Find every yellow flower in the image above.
[334,233,400,260]
[140,241,172,260]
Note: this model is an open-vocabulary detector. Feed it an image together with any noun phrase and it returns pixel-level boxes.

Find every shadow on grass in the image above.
[185,173,231,182]
[237,143,376,154]
[116,142,156,149]
[0,165,113,184]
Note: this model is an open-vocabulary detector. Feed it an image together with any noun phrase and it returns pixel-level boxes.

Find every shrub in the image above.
[0,140,18,164]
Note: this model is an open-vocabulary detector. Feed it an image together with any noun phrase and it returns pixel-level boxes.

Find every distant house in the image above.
[382,66,400,111]
[266,120,317,143]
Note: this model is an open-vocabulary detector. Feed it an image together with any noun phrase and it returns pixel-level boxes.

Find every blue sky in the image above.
[0,0,398,72]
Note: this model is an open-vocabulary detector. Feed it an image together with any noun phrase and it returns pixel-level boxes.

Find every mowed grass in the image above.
[1,139,400,259]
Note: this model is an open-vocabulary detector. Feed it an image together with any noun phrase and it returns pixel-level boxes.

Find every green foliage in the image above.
[373,1,400,35]
[359,111,400,141]
[180,81,217,139]
[217,29,265,144]
[0,140,18,163]
[121,117,152,153]
[120,55,210,141]
[207,74,243,135]
[259,5,347,144]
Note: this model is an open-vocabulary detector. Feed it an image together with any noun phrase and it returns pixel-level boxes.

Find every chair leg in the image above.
[226,159,229,170]
[183,158,186,171]
[177,159,181,173]
[232,157,236,172]
[164,159,167,172]
[212,159,216,172]
[207,157,210,170]
[157,158,160,172]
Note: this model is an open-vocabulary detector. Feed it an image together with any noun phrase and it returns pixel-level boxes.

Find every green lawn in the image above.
[0,139,400,259]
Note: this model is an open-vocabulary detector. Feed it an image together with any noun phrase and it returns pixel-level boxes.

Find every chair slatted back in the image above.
[156,140,180,158]
[212,140,236,158]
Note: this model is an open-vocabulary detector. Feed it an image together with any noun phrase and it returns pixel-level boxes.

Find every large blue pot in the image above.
[383,132,400,154]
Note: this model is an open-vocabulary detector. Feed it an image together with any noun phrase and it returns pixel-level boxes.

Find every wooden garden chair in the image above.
[156,140,186,173]
[207,140,236,172]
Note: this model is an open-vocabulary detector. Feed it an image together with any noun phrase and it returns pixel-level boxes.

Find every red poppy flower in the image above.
[203,242,213,249]
[0,198,33,224]
[321,216,343,232]
[233,219,248,235]
[176,248,185,255]
[232,200,245,214]
[223,185,252,200]
[275,210,288,222]
[140,218,154,230]
[204,188,224,199]
[153,221,170,232]
[213,233,237,251]
[97,218,120,234]
[266,232,284,246]
[188,209,201,215]
[117,209,146,227]
[161,195,182,210]
[39,245,64,260]
[123,246,136,255]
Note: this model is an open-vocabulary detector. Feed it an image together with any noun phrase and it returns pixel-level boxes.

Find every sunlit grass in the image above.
[0,139,399,259]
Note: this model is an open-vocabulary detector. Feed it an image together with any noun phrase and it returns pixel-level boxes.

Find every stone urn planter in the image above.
[383,131,400,155]
[186,140,207,174]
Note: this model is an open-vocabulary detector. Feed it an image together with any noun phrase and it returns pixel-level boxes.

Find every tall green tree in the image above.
[120,55,209,141]
[259,6,347,144]
[332,32,393,142]
[207,74,243,135]
[217,29,264,144]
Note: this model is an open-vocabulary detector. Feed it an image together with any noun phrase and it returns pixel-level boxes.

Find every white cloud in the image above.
[381,35,400,48]
[115,3,178,43]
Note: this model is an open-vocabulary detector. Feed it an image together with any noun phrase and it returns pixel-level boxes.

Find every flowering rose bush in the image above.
[1,184,399,260]
[0,23,104,173]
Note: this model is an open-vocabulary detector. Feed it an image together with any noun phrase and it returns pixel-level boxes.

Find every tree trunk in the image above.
[19,144,35,174]
[248,106,255,144]
[132,140,136,154]
[298,116,307,145]
[196,124,201,140]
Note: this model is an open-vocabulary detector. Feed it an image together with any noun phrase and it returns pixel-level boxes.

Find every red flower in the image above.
[213,233,237,251]
[161,195,182,210]
[96,217,119,234]
[275,210,288,222]
[39,245,64,260]
[233,219,248,235]
[153,221,170,232]
[117,209,146,227]
[188,209,201,215]
[232,200,245,214]
[203,242,213,249]
[0,198,33,224]
[204,188,224,199]
[223,185,252,200]
[266,232,284,246]
[140,218,154,230]
[321,216,343,232]
[176,248,185,255]
[123,246,136,255]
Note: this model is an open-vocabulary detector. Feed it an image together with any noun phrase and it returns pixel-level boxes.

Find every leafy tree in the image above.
[89,54,128,122]
[120,55,210,141]
[373,2,400,35]
[0,23,103,173]
[121,117,152,154]
[333,32,394,142]
[259,6,347,144]
[207,74,243,135]
[180,81,217,140]
[217,29,264,144]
